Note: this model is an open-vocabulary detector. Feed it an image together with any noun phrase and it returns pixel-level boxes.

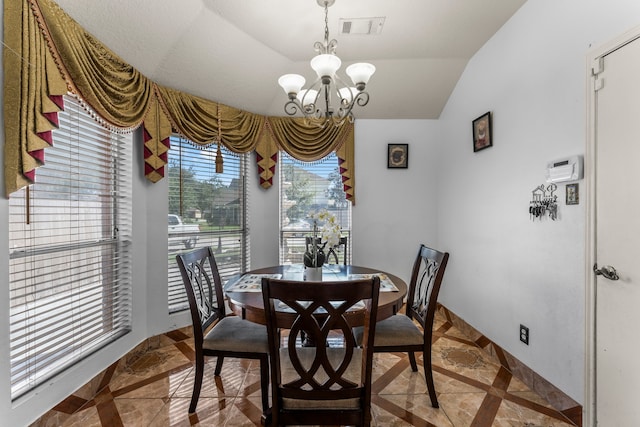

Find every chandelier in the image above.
[278,0,375,127]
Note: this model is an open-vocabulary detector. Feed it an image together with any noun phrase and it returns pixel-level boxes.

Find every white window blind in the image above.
[8,95,133,399]
[168,136,248,313]
[279,152,351,264]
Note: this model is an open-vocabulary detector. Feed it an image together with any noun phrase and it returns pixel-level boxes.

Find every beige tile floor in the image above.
[40,312,579,427]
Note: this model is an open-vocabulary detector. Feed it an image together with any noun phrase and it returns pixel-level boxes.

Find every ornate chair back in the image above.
[261,277,380,426]
[177,246,225,343]
[176,246,269,418]
[406,244,450,336]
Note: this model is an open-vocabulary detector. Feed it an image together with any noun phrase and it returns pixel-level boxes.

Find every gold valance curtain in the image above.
[3,0,356,204]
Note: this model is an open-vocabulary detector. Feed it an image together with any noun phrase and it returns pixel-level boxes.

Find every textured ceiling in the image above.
[52,0,527,120]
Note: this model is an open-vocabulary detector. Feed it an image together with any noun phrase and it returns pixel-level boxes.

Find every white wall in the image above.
[351,120,440,283]
[249,153,280,269]
[437,0,640,403]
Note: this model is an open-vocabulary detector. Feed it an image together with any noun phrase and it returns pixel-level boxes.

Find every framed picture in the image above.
[566,183,579,205]
[472,111,492,152]
[387,144,408,169]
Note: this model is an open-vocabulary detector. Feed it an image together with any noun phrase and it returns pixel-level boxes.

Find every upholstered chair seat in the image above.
[355,314,423,347]
[202,316,268,353]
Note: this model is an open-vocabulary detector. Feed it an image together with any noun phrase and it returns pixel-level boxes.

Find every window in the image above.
[167,136,248,313]
[8,95,133,399]
[279,152,351,264]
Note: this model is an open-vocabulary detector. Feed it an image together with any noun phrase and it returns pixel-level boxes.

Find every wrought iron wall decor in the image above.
[529,184,558,221]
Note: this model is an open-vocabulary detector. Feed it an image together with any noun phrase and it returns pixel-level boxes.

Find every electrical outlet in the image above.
[520,324,529,345]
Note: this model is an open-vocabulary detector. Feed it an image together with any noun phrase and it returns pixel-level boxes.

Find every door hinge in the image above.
[592,57,604,76]
[594,78,604,91]
[592,57,605,91]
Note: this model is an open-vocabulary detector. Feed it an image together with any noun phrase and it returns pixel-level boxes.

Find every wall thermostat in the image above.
[545,155,583,183]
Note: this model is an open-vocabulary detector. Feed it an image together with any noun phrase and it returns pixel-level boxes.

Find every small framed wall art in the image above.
[388,143,409,169]
[472,111,492,152]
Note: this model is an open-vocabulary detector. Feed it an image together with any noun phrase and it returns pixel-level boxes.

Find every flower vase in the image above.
[304,266,323,281]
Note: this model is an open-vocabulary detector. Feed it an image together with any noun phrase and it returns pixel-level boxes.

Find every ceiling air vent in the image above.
[339,17,385,35]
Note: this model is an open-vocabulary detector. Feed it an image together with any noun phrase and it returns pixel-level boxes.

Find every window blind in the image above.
[8,95,133,399]
[279,152,351,264]
[167,137,248,313]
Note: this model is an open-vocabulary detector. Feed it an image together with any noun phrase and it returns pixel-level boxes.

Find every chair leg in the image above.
[214,355,224,376]
[423,351,439,408]
[259,356,271,425]
[363,408,372,426]
[189,356,204,413]
[408,351,418,372]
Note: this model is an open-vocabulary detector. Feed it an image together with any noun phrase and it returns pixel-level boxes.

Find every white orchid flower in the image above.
[305,209,342,267]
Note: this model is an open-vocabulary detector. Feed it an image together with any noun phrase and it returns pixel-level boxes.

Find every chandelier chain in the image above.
[315,1,337,55]
[324,2,329,45]
[323,2,329,48]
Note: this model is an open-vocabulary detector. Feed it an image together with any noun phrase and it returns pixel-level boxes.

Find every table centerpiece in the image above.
[303,209,341,280]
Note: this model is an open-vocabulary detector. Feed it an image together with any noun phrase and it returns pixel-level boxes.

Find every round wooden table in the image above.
[225,265,407,328]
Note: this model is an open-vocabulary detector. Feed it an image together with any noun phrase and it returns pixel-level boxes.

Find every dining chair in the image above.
[354,244,449,408]
[176,246,270,421]
[261,276,380,426]
[305,236,348,265]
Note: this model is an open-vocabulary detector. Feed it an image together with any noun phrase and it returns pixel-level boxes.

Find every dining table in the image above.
[224,264,407,328]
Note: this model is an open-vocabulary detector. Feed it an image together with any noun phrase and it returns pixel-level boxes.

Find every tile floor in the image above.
[40,310,580,427]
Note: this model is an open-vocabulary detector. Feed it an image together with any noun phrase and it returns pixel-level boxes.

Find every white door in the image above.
[592,31,640,425]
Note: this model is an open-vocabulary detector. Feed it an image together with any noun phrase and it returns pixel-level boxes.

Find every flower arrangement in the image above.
[303,209,341,268]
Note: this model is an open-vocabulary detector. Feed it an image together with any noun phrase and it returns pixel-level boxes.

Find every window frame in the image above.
[278,152,351,265]
[8,94,133,400]
[167,136,249,313]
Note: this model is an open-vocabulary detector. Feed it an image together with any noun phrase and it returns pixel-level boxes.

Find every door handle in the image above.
[593,264,620,281]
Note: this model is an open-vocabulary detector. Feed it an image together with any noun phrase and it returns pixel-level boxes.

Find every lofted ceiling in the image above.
[52,0,527,120]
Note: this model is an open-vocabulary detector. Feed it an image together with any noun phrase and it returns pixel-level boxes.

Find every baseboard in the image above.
[438,303,583,427]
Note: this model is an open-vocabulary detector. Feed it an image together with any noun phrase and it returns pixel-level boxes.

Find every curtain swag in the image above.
[3,0,356,204]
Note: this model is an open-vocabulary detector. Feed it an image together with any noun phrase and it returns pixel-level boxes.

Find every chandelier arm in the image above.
[326,39,338,55]
[332,74,360,114]
[283,99,304,116]
[335,91,369,122]
[298,78,324,118]
[305,78,324,99]
[335,104,353,122]
[312,110,324,121]
[313,41,326,55]
[328,113,352,128]
[354,91,370,107]
[313,39,338,55]
[330,73,352,98]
